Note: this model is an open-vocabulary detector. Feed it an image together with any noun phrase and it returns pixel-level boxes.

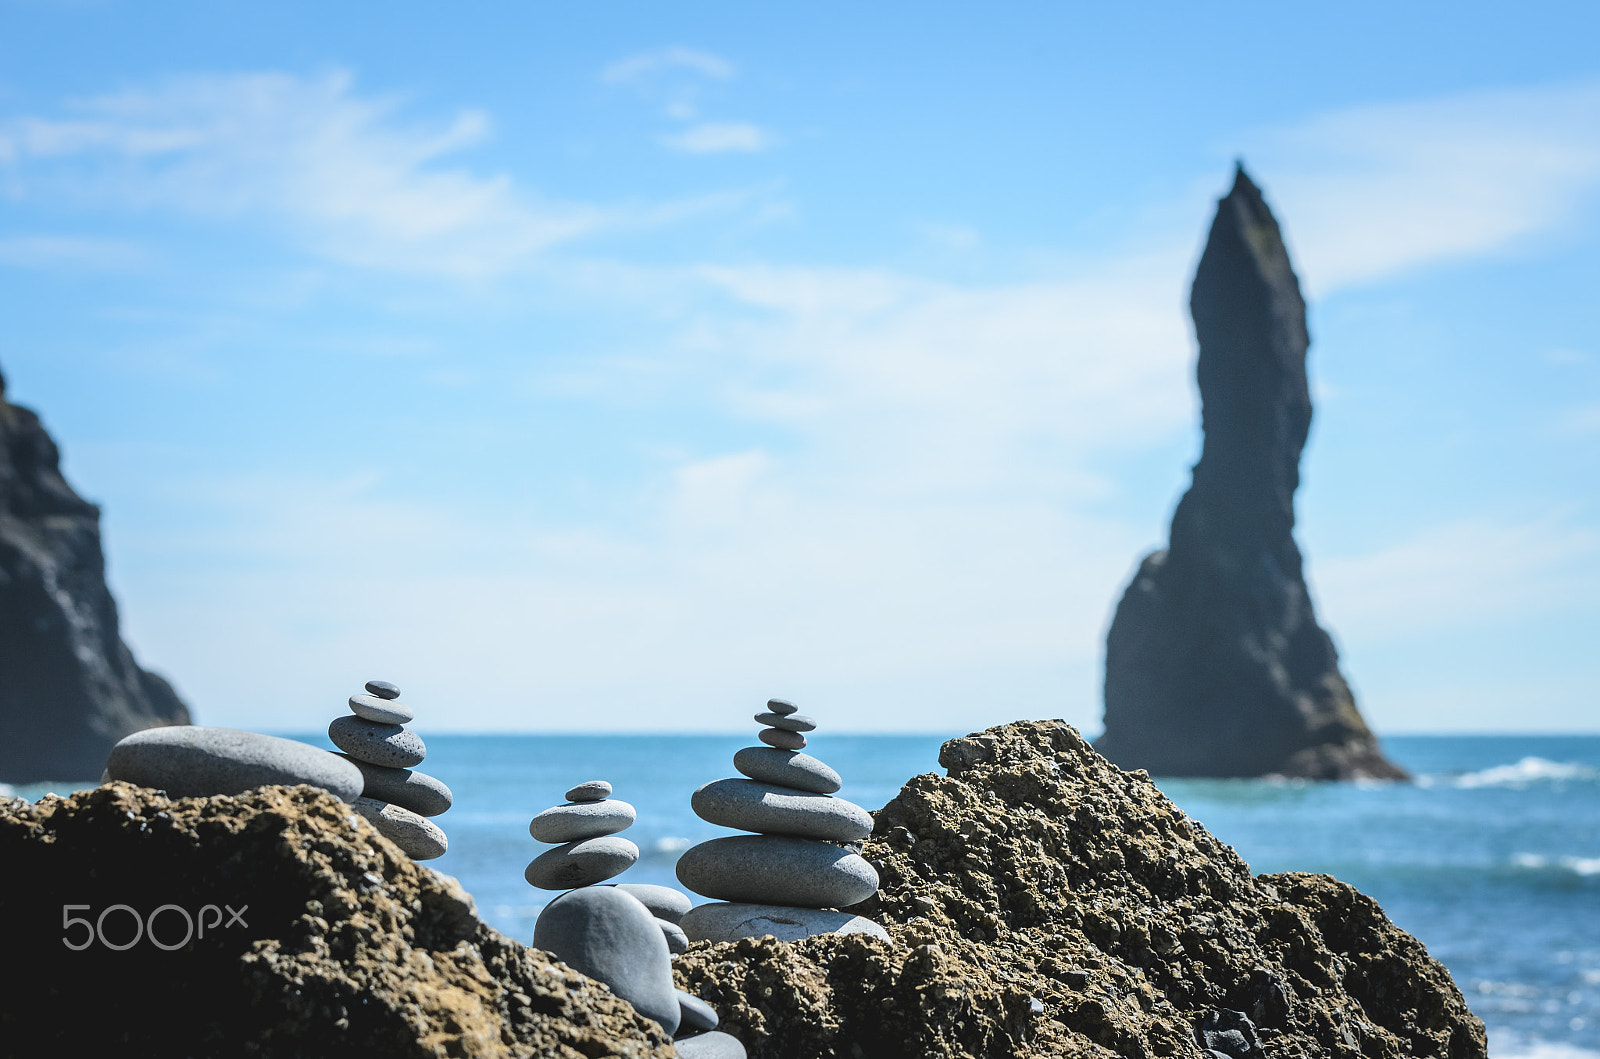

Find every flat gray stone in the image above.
[348,693,413,724]
[673,1031,746,1058]
[351,796,447,860]
[337,755,452,816]
[692,778,872,841]
[680,902,890,944]
[327,715,426,768]
[753,711,815,732]
[106,726,364,802]
[524,835,639,890]
[732,746,841,795]
[659,917,689,954]
[765,698,798,716]
[532,887,679,1036]
[565,779,612,802]
[613,883,692,923]
[676,990,718,1033]
[529,799,636,843]
[365,679,401,699]
[675,835,879,907]
[759,728,806,751]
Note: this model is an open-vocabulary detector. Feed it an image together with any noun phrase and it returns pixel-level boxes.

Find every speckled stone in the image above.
[365,680,401,699]
[106,726,364,802]
[565,779,612,802]
[753,711,815,733]
[524,835,639,890]
[673,1031,746,1058]
[691,778,872,841]
[528,799,636,843]
[351,796,448,860]
[337,755,453,817]
[613,883,692,924]
[348,694,414,725]
[676,990,718,1033]
[758,728,806,751]
[327,715,426,768]
[659,917,689,955]
[675,834,879,907]
[532,886,679,1036]
[732,746,841,795]
[680,902,889,944]
[765,698,798,716]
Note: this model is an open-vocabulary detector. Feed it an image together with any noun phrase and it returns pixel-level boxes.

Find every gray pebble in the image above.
[365,679,402,699]
[337,755,452,817]
[524,835,639,890]
[659,917,689,954]
[753,711,815,733]
[692,778,872,841]
[675,834,879,907]
[1029,997,1045,1015]
[327,715,426,768]
[613,883,692,924]
[529,799,636,843]
[676,990,718,1033]
[351,796,448,860]
[759,728,807,751]
[348,693,414,724]
[765,698,798,715]
[533,887,679,1035]
[732,746,841,794]
[565,779,612,802]
[107,726,364,802]
[680,902,889,944]
[673,1031,746,1058]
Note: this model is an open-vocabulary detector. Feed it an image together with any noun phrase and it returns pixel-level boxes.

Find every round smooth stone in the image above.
[677,990,718,1034]
[528,799,636,843]
[659,917,689,955]
[351,796,448,860]
[692,778,872,841]
[675,835,879,907]
[753,711,816,733]
[613,883,692,924]
[348,694,413,725]
[327,715,426,768]
[533,887,679,1036]
[364,679,401,700]
[565,779,612,802]
[680,902,890,945]
[765,698,798,716]
[673,1031,746,1058]
[525,835,639,890]
[759,728,807,751]
[732,746,841,795]
[337,755,452,817]
[106,726,364,802]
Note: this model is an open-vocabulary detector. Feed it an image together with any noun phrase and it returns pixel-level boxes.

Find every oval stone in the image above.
[533,887,679,1035]
[692,778,872,841]
[765,698,798,715]
[659,917,689,955]
[327,715,425,768]
[351,796,447,860]
[677,990,718,1033]
[337,755,452,817]
[565,779,613,802]
[365,679,401,699]
[525,835,639,890]
[348,694,413,725]
[106,726,364,802]
[753,711,815,733]
[529,799,636,843]
[675,835,879,907]
[613,883,693,924]
[758,728,806,751]
[680,902,890,945]
[673,1031,747,1058]
[732,746,842,795]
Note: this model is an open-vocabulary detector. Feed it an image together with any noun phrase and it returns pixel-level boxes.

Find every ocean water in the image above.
[8,732,1597,1057]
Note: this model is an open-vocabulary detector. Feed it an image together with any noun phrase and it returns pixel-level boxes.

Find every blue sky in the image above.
[1,2,1597,734]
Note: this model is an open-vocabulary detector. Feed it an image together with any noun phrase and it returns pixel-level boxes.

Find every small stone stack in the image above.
[328,679,451,861]
[526,779,640,889]
[676,698,888,944]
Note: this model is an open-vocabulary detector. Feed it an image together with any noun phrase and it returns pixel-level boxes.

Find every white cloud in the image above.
[601,47,735,85]
[661,121,771,154]
[1552,402,1600,438]
[0,234,148,271]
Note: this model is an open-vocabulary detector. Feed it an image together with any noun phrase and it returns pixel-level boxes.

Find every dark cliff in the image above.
[1095,166,1406,780]
[0,367,190,782]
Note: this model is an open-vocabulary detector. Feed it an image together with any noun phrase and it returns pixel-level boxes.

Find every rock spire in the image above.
[1096,165,1407,780]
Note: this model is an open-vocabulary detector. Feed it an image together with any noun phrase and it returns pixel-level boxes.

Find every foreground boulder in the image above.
[674,721,1484,1058]
[0,783,673,1058]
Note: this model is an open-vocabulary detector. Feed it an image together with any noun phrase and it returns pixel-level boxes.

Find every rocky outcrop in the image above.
[675,721,1484,1058]
[0,366,190,782]
[1096,166,1406,780]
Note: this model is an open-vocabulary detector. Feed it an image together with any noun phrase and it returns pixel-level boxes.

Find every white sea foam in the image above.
[0,783,12,798]
[1419,757,1600,789]
[1510,853,1600,877]
[1490,1036,1600,1059]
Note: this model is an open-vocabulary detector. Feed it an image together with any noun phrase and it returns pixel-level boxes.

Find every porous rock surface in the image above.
[674,720,1484,1059]
[0,782,673,1058]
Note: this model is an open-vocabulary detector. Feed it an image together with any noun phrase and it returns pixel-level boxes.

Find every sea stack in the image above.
[332,679,451,859]
[676,698,888,944]
[1096,165,1407,781]
[0,365,190,782]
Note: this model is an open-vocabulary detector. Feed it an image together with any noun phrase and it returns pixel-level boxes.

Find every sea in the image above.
[7,732,1597,1058]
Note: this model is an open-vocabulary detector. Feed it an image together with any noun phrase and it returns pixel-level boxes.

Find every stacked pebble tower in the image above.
[675,698,889,944]
[328,679,452,861]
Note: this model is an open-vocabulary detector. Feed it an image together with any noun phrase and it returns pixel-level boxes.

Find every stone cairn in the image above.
[327,679,451,861]
[676,698,887,944]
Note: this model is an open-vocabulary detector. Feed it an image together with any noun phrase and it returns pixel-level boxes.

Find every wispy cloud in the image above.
[0,234,149,271]
[601,47,735,85]
[661,121,771,154]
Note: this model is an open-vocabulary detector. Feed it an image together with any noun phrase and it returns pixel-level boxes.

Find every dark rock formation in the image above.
[1096,165,1406,780]
[675,721,1485,1058]
[0,366,190,782]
